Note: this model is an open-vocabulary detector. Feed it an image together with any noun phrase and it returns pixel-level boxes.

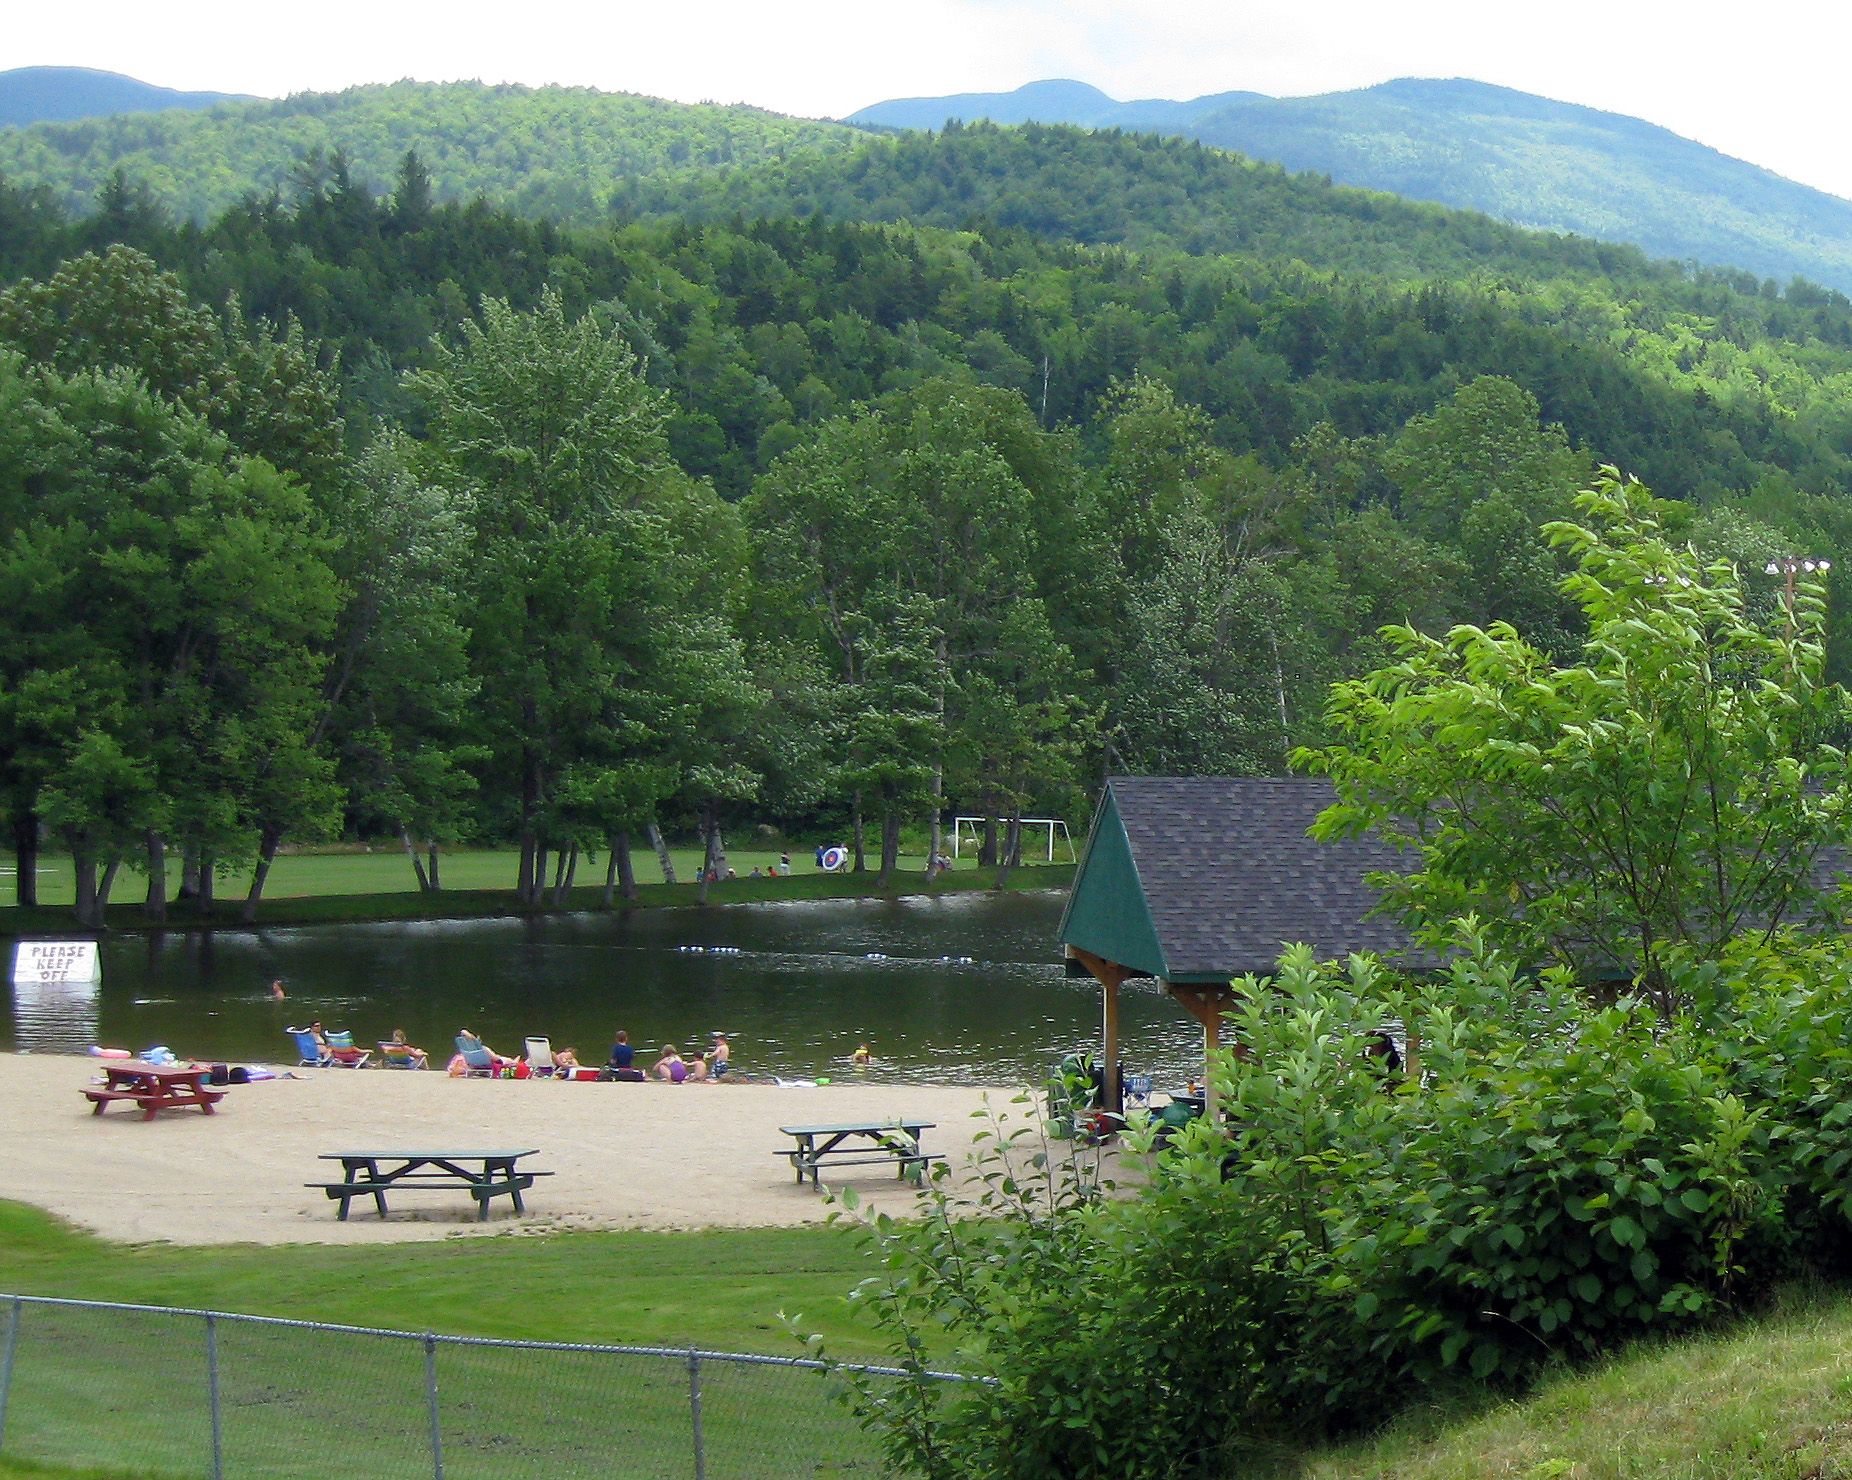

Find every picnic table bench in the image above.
[776,1120,941,1188]
[84,1063,225,1121]
[307,1150,551,1221]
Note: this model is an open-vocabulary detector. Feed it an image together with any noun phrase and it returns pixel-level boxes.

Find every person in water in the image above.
[269,980,286,1001]
[654,1045,688,1083]
[710,1033,731,1079]
[852,1043,873,1066]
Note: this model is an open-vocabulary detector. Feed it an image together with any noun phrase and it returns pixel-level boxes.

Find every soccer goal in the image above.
[950,817,1076,864]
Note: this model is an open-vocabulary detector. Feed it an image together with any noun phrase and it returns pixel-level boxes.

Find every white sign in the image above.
[13,941,100,984]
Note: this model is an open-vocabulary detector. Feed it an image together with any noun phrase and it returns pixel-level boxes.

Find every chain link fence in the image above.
[0,1293,975,1478]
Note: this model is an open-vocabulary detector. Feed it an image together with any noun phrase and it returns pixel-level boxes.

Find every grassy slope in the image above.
[0,1198,880,1359]
[1298,1288,1852,1480]
[0,80,859,222]
[0,849,1073,930]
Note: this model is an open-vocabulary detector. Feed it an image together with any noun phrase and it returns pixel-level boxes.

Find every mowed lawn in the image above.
[4,845,989,908]
[0,1199,882,1358]
[0,1201,903,1480]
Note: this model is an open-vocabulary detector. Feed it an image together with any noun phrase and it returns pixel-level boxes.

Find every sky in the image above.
[9,0,1852,199]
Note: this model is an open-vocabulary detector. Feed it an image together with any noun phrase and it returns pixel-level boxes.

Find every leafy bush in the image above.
[812,927,1852,1478]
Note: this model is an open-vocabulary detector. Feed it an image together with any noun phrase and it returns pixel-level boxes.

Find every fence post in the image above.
[424,1334,444,1480]
[686,1348,705,1480]
[0,1294,19,1452]
[205,1313,223,1480]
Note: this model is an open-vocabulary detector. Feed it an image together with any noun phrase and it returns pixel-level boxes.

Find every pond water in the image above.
[3,892,1208,1085]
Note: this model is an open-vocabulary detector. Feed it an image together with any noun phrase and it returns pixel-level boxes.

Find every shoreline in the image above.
[0,863,1075,937]
[2,1054,1038,1245]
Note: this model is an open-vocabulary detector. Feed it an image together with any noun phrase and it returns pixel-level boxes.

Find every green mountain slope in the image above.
[0,66,250,128]
[0,80,859,223]
[852,77,1852,293]
[621,122,1671,286]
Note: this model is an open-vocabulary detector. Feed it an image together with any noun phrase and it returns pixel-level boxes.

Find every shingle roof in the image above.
[1066,775,1434,979]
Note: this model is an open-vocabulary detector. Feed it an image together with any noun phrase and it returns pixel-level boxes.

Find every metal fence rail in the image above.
[0,1293,972,1479]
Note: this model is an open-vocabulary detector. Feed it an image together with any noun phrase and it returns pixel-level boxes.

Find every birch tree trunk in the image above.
[400,825,430,891]
[647,822,677,884]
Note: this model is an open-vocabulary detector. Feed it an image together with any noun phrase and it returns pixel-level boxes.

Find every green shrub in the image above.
[814,926,1852,1478]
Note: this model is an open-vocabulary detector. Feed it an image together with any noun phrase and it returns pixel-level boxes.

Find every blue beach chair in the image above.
[455,1034,496,1078]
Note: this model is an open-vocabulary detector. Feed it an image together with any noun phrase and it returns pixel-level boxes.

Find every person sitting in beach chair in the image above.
[321,1027,370,1068]
[288,1026,331,1068]
[449,1030,503,1078]
[379,1029,427,1070]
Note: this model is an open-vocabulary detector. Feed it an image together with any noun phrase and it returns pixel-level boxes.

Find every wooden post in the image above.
[1067,947,1131,1114]
[1102,975,1120,1114]
[1166,983,1236,1124]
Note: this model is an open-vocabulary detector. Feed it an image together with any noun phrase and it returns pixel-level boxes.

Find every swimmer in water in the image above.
[852,1043,873,1066]
[269,980,286,1000]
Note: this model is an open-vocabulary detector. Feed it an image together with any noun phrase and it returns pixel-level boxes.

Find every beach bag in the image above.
[228,1066,250,1085]
[208,1063,230,1086]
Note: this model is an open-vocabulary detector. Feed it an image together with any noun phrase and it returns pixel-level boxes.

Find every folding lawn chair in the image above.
[289,1030,331,1068]
[455,1035,496,1078]
[323,1030,370,1069]
[524,1038,556,1077]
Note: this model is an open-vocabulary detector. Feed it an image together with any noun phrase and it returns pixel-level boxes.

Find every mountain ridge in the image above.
[851,77,1852,292]
[0,66,250,128]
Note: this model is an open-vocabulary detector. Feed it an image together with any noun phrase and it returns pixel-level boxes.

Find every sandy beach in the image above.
[3,1055,1039,1245]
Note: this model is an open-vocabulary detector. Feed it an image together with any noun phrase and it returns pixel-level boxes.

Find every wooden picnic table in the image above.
[84,1062,225,1121]
[307,1150,551,1221]
[776,1120,940,1188]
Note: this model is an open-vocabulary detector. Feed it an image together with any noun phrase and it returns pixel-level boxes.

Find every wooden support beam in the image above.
[1067,946,1132,1113]
[1166,982,1238,1121]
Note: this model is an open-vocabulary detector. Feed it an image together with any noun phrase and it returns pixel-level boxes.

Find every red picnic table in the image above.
[84,1062,226,1121]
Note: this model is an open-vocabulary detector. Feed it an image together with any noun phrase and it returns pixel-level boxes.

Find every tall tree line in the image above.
[3,164,1851,917]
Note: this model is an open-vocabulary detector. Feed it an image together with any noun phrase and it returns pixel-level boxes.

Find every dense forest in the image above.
[0,81,857,224]
[4,117,1852,916]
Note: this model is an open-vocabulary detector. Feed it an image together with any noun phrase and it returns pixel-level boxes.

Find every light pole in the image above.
[1765,557,1833,620]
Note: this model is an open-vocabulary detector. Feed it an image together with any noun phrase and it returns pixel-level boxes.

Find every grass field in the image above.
[3,844,1009,906]
[0,1199,880,1358]
[0,1200,904,1479]
[6,1193,1852,1477]
[0,852,1075,932]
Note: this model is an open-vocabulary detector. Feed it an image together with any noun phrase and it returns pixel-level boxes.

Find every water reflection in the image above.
[0,893,1208,1085]
[11,977,99,1054]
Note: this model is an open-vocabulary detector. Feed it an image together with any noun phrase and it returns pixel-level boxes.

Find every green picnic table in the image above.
[776,1120,940,1188]
[307,1149,552,1221]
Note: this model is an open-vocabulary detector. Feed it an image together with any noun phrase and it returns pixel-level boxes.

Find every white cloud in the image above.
[7,0,1852,197]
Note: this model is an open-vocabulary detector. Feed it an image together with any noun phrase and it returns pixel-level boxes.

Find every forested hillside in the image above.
[853,77,1852,293]
[5,125,1852,914]
[0,81,858,223]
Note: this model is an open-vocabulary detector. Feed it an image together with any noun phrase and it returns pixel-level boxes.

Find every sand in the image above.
[2,1055,1039,1245]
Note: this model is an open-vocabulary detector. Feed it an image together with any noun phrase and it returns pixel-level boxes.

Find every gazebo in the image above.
[1057,775,1432,1113]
